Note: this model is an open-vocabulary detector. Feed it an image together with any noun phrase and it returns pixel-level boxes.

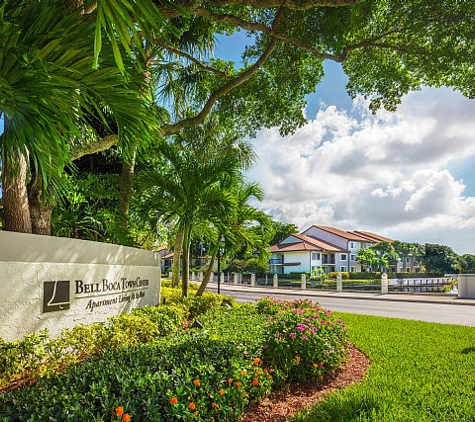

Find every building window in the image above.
[350,266,356,272]
[350,254,356,261]
[406,257,410,263]
[350,242,355,249]
[341,254,347,261]
[340,266,347,272]
[311,252,321,260]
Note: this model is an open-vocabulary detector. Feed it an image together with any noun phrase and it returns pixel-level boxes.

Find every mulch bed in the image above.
[239,344,370,422]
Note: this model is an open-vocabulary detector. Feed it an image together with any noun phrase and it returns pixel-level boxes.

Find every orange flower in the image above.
[294,355,301,363]
[170,397,178,405]
[253,357,261,365]
[122,414,131,422]
[212,402,219,408]
[194,411,199,416]
[235,381,242,387]
[188,402,196,410]
[193,379,201,387]
[264,369,269,374]
[252,379,259,386]
[219,389,225,396]
[267,375,272,380]
[313,363,318,368]
[115,407,124,417]
[228,378,233,384]
[240,370,246,376]
[257,370,262,376]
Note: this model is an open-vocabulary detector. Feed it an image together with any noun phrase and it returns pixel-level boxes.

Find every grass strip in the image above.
[292,313,475,422]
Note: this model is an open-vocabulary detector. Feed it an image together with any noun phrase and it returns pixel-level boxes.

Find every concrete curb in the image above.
[208,283,475,306]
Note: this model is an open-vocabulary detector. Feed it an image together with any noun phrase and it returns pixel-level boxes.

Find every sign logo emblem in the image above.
[43,281,70,313]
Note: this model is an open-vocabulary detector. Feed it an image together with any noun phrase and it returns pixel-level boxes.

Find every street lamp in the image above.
[217,247,221,294]
[217,240,225,295]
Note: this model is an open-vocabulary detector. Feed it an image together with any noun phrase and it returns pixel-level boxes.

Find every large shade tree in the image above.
[423,243,461,275]
[2,0,475,237]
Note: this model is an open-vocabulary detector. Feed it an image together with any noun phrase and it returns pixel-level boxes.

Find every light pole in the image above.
[217,246,221,295]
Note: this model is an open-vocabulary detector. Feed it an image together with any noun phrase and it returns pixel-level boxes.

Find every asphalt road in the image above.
[208,286,475,326]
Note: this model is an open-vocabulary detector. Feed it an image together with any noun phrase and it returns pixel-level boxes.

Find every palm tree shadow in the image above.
[461,347,475,355]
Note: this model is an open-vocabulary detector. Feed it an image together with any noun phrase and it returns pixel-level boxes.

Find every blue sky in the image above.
[216,34,475,254]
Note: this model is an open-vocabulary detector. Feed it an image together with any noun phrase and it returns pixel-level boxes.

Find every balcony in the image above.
[322,258,335,265]
[268,258,284,265]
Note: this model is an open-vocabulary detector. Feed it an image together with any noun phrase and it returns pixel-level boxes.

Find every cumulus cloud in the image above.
[246,88,475,253]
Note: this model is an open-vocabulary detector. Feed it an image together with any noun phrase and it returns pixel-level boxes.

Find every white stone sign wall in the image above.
[0,231,160,341]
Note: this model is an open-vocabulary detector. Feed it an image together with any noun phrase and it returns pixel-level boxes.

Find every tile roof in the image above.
[270,234,346,253]
[270,242,319,253]
[351,231,393,243]
[305,225,370,241]
[271,225,391,255]
[293,234,346,251]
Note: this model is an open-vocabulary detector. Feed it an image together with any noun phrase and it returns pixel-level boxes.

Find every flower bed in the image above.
[256,298,348,384]
[0,296,348,421]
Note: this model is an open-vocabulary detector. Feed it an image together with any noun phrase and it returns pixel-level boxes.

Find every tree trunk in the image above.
[2,151,32,233]
[172,227,184,287]
[196,241,219,296]
[28,175,54,235]
[118,152,136,227]
[181,225,191,297]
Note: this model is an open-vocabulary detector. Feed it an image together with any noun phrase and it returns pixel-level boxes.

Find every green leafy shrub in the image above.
[199,304,269,358]
[0,331,272,421]
[161,286,236,319]
[132,304,186,334]
[184,292,230,319]
[309,268,326,282]
[0,305,186,389]
[161,286,185,304]
[0,296,348,421]
[327,271,349,280]
[348,271,381,280]
[108,313,162,346]
[322,279,379,286]
[0,330,73,387]
[256,298,348,384]
[288,272,311,279]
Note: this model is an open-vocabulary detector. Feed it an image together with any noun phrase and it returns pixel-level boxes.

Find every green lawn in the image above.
[292,314,475,422]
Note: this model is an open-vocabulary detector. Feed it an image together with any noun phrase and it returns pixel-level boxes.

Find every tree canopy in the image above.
[2,0,475,247]
[4,0,475,172]
[423,243,461,275]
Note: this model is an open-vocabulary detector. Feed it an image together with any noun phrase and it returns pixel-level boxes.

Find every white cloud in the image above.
[246,88,475,254]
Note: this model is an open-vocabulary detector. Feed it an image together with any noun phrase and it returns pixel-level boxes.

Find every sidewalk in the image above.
[208,282,475,306]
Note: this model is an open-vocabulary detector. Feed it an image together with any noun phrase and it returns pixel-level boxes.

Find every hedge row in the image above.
[0,295,348,421]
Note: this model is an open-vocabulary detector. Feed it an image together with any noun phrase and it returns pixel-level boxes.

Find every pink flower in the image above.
[289,333,296,338]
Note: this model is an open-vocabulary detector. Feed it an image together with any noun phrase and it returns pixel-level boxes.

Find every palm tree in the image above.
[137,137,242,296]
[196,181,271,296]
[0,1,157,233]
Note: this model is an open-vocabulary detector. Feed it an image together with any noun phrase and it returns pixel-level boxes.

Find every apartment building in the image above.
[269,225,393,274]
